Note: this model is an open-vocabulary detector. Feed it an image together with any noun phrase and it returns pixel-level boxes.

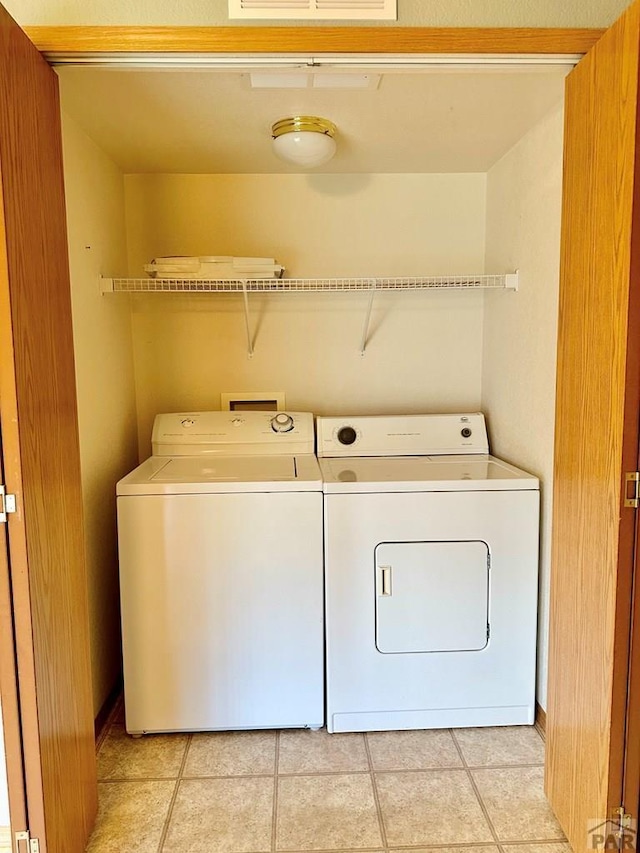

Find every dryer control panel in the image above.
[317,413,489,457]
[152,411,315,456]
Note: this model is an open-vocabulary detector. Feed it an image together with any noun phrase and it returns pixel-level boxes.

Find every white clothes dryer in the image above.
[317,413,540,733]
[117,411,324,735]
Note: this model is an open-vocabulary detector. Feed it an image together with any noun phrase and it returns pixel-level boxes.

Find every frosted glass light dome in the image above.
[272,117,337,168]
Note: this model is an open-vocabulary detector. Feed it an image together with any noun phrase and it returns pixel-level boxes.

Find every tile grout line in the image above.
[363,732,390,850]
[157,732,193,853]
[449,729,501,848]
[388,842,565,851]
[271,730,281,853]
[99,775,184,783]
[97,761,547,784]
[239,843,567,853]
[386,846,503,852]
[492,844,565,850]
[372,762,545,775]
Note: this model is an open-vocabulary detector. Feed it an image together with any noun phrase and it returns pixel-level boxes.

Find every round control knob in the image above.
[461,427,472,438]
[271,412,294,433]
[337,426,357,446]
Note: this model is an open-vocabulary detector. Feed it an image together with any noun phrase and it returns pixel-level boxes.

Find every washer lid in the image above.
[319,455,539,493]
[117,453,322,495]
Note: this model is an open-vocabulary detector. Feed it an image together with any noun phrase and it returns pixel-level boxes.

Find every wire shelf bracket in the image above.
[360,282,377,356]
[242,280,254,358]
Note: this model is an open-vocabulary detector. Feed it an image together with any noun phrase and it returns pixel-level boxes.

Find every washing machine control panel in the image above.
[152,411,315,456]
[317,413,489,457]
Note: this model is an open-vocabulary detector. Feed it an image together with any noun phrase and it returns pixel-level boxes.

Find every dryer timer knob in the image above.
[337,426,357,446]
[271,413,294,433]
[461,427,472,438]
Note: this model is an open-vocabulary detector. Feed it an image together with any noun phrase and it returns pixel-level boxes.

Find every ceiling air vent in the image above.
[228,0,397,21]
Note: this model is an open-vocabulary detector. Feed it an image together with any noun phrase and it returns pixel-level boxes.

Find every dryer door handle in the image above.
[380,566,393,596]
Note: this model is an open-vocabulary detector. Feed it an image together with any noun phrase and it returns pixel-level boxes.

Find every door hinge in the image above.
[612,806,634,847]
[0,484,16,522]
[624,472,640,508]
[14,830,39,853]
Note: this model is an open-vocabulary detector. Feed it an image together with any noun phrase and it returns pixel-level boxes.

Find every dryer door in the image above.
[375,540,490,654]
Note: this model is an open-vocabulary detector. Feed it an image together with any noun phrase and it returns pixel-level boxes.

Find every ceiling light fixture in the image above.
[271,116,337,168]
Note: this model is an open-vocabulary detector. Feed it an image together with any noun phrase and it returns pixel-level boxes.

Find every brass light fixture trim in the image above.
[271,116,337,138]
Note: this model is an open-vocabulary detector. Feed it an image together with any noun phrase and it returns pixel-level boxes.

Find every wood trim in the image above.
[621,160,640,819]
[0,126,44,853]
[614,15,640,823]
[23,25,604,56]
[94,679,122,751]
[0,82,28,836]
[535,702,546,738]
[623,505,640,829]
[0,516,28,839]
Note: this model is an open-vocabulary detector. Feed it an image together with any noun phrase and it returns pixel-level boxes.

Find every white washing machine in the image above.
[117,410,324,735]
[317,413,540,733]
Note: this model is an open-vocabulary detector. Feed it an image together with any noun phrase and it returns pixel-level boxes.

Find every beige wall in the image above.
[5,0,630,28]
[125,172,487,458]
[482,102,564,711]
[62,113,139,715]
[125,173,485,279]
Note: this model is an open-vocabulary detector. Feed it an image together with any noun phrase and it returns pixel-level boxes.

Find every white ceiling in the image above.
[57,67,566,174]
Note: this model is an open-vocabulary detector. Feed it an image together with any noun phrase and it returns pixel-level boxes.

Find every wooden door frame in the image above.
[624,523,640,834]
[0,124,26,845]
[0,499,28,842]
[614,70,640,826]
[23,25,603,57]
[0,160,46,848]
[623,383,640,826]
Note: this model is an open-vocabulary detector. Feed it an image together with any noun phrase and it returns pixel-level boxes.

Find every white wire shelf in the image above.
[100,272,518,356]
[100,273,519,294]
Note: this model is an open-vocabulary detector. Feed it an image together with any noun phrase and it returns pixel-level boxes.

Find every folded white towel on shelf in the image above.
[144,256,285,280]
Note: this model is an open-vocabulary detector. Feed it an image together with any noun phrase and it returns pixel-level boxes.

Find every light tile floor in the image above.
[87,711,567,853]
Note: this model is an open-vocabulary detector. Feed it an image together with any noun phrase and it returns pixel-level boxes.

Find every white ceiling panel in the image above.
[57,67,565,174]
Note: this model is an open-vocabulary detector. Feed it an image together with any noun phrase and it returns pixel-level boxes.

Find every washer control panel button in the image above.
[461,427,472,438]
